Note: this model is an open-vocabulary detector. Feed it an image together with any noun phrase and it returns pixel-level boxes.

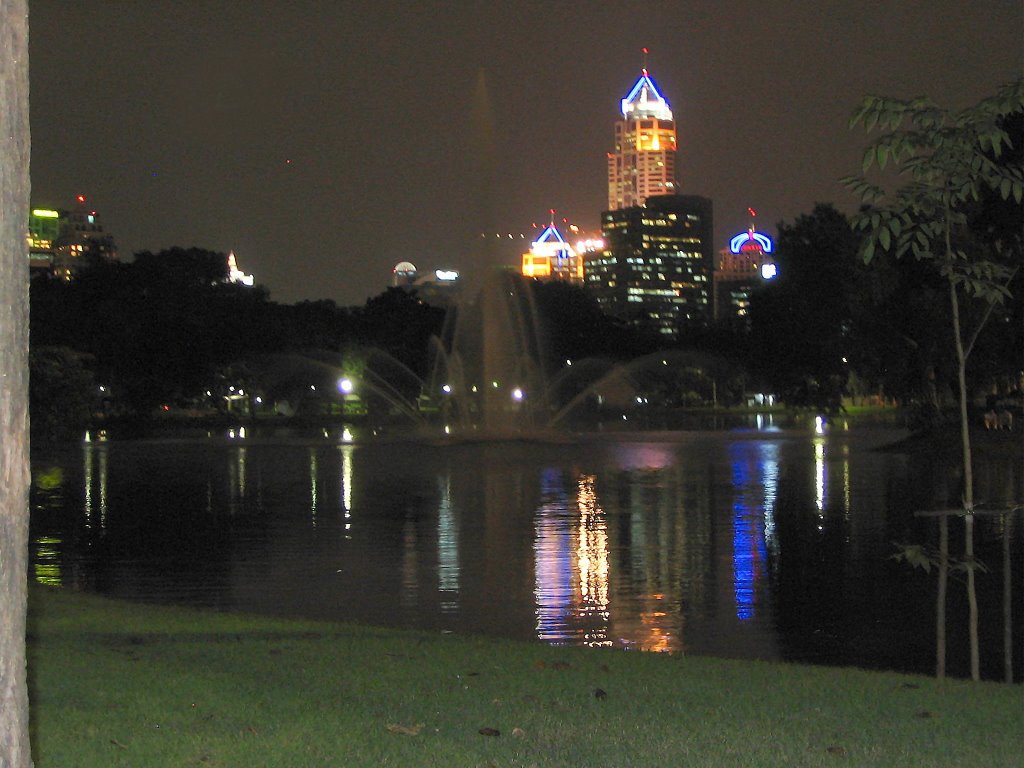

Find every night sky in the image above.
[29,1,1022,307]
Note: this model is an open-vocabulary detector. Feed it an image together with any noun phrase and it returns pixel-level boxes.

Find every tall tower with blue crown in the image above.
[607,48,678,210]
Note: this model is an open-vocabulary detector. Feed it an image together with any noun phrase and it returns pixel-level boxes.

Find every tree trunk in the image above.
[937,518,950,679]
[0,1,33,764]
[1003,513,1013,684]
[937,513,948,679]
[949,280,979,682]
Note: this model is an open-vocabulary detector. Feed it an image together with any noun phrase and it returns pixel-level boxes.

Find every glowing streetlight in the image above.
[338,378,354,394]
[512,387,524,402]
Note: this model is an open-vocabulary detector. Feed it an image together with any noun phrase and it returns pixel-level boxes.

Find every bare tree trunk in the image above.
[1003,513,1013,684]
[937,514,948,679]
[0,0,33,764]
[949,280,979,682]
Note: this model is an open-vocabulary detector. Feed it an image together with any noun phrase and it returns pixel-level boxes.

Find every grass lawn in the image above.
[27,585,1023,767]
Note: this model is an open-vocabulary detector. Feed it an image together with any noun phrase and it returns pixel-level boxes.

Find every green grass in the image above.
[27,585,1023,767]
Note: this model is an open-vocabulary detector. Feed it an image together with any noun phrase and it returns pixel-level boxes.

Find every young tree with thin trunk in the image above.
[844,78,1024,682]
[0,0,32,762]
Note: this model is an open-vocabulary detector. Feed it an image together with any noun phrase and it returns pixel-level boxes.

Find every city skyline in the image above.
[29,1,1022,306]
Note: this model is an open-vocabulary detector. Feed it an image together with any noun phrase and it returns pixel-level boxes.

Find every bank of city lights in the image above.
[575,238,604,252]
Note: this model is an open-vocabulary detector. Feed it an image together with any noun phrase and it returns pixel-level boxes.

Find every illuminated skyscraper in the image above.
[589,194,714,338]
[587,57,712,337]
[607,54,678,210]
[713,209,777,324]
[51,195,118,279]
[520,214,583,284]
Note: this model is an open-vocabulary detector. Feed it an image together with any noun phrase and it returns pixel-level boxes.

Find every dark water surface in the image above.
[29,423,1023,680]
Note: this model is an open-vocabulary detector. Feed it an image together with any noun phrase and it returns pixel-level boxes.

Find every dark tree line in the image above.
[28,249,646,435]
[29,167,1021,438]
[742,138,1021,417]
[29,248,447,431]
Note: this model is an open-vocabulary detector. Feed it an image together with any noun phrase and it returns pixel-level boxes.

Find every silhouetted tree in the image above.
[30,247,284,416]
[29,347,96,441]
[352,288,445,378]
[747,204,865,410]
[844,77,1024,681]
[531,279,647,364]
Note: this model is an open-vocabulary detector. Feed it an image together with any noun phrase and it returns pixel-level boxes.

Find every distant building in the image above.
[607,56,678,211]
[48,195,118,279]
[27,207,61,274]
[227,251,254,286]
[409,268,461,306]
[520,215,583,284]
[713,212,776,324]
[588,194,714,338]
[392,261,418,287]
[392,263,461,306]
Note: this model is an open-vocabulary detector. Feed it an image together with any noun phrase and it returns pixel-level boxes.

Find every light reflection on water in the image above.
[28,427,1023,678]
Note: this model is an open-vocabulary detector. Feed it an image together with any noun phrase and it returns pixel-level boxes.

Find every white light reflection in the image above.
[338,443,353,536]
[761,443,780,556]
[843,444,851,519]
[309,448,319,526]
[815,440,826,528]
[437,475,459,612]
[83,439,108,531]
[228,446,247,513]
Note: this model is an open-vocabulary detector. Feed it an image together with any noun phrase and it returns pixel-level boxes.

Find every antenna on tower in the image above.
[641,47,649,75]
[549,208,556,227]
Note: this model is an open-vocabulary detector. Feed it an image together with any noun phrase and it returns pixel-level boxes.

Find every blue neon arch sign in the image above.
[729,231,774,254]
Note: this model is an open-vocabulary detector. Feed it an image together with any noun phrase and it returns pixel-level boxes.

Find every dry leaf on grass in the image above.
[478,727,501,737]
[386,723,424,736]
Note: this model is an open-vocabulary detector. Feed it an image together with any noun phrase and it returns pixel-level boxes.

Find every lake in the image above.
[29,420,1023,680]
